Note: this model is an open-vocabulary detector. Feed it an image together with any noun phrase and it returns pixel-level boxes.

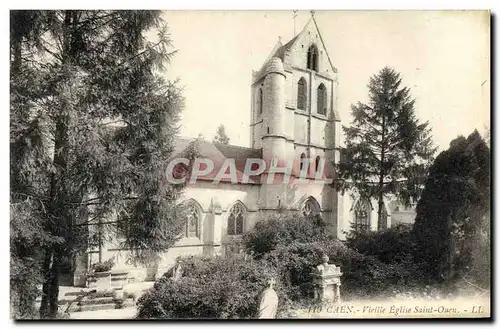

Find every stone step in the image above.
[87,291,114,299]
[78,297,115,306]
[65,289,96,297]
[69,306,137,319]
[76,303,118,312]
[35,297,75,305]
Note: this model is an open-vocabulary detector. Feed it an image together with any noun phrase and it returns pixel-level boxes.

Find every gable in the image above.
[283,18,336,76]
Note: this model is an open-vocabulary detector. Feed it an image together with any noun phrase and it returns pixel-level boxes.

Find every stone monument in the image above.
[257,278,279,319]
[311,254,343,304]
[172,261,184,282]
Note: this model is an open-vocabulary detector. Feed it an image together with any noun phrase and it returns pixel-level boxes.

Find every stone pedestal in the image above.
[88,271,112,291]
[311,255,343,304]
[111,270,129,288]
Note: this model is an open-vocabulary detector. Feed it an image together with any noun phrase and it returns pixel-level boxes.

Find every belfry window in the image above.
[299,153,306,171]
[307,45,319,71]
[317,83,327,115]
[315,156,321,173]
[297,78,307,110]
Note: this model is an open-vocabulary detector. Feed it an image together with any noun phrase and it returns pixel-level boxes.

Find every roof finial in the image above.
[293,10,298,36]
[310,10,316,18]
[278,36,282,43]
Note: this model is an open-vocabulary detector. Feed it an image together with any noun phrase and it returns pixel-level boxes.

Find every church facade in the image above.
[76,15,398,285]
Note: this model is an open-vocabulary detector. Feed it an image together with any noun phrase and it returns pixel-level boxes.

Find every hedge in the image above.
[136,255,291,319]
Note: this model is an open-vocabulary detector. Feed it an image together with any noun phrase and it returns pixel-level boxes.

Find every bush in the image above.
[243,213,332,258]
[260,237,426,301]
[262,241,324,301]
[136,255,290,319]
[345,223,415,264]
[322,239,425,298]
[92,258,115,272]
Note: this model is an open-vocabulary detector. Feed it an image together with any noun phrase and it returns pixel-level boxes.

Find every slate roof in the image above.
[171,137,263,184]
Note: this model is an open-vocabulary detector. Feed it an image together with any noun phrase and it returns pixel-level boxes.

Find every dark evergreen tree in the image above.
[213,124,230,145]
[337,67,436,230]
[412,130,490,288]
[10,10,186,318]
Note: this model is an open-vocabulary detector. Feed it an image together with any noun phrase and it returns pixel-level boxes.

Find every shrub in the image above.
[92,258,115,272]
[345,223,415,264]
[243,213,332,258]
[136,255,290,319]
[262,241,324,300]
[261,238,426,301]
[322,239,425,298]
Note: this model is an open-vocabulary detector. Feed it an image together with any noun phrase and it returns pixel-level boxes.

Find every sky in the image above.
[157,10,490,153]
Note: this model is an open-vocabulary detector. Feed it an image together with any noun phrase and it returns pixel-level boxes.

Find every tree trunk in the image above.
[39,251,52,318]
[377,112,387,230]
[39,11,75,318]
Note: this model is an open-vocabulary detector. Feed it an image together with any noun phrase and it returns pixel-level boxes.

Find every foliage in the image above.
[345,223,415,264]
[338,67,436,228]
[242,212,426,302]
[242,213,332,258]
[213,124,230,145]
[136,255,289,319]
[412,130,490,287]
[262,241,324,300]
[92,258,115,273]
[10,10,186,318]
[10,256,43,319]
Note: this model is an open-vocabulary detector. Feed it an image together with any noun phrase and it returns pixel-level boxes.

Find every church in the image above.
[76,13,408,285]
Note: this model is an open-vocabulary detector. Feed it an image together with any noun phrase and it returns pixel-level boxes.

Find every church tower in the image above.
[250,12,345,236]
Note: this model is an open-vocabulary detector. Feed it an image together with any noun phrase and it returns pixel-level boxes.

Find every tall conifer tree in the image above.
[10,10,186,318]
[338,67,436,229]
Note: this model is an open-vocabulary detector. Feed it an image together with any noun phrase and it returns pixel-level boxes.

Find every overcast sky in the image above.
[158,10,490,152]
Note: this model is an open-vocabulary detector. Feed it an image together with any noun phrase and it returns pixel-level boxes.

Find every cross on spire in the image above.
[293,10,298,36]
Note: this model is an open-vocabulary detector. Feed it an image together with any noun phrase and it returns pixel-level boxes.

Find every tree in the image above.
[337,67,436,230]
[412,130,490,288]
[10,10,186,318]
[213,124,230,145]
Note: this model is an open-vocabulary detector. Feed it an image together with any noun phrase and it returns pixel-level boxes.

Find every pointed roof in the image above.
[253,14,337,84]
[310,15,337,74]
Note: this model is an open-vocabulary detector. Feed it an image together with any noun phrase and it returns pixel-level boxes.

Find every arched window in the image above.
[307,45,319,71]
[378,203,388,231]
[185,203,200,238]
[315,156,321,173]
[353,199,371,232]
[228,203,245,236]
[299,153,306,171]
[297,78,307,110]
[177,201,201,238]
[317,84,326,115]
[301,197,321,217]
[258,88,263,114]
